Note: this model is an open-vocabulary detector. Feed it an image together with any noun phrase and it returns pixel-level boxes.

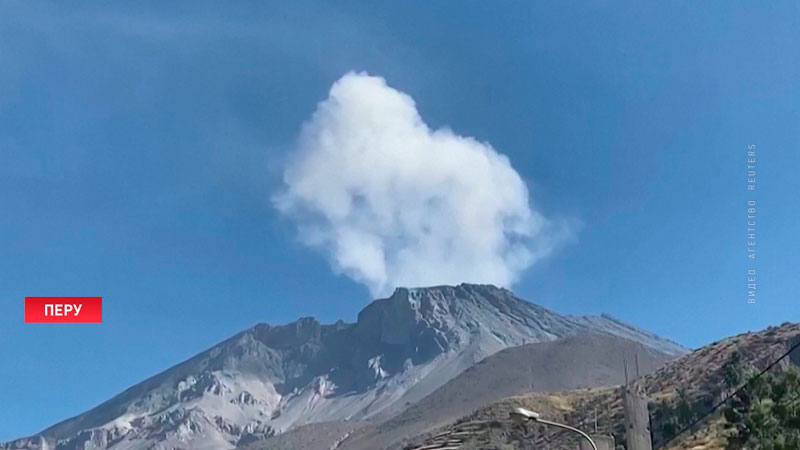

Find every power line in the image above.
[655,338,800,449]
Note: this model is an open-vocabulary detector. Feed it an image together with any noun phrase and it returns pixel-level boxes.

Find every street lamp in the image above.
[509,407,598,450]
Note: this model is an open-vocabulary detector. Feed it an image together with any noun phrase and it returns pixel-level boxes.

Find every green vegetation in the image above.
[650,349,800,450]
[723,365,800,450]
[650,388,714,445]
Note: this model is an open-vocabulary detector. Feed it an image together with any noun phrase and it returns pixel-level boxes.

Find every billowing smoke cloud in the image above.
[275,72,570,296]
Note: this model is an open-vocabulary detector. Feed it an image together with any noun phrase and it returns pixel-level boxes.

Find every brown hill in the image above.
[401,322,800,450]
[338,333,676,450]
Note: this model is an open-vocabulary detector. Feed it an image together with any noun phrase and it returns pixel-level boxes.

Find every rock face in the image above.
[2,284,685,450]
[339,332,677,450]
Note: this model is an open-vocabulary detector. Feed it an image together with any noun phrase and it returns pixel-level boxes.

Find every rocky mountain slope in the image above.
[336,333,674,450]
[402,322,800,450]
[2,284,684,450]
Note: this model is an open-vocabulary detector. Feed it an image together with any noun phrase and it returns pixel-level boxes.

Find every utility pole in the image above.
[622,383,653,450]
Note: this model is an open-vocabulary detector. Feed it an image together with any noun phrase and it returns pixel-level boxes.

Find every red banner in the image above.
[25,297,103,323]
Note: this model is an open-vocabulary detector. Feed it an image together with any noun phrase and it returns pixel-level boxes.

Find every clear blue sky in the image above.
[1,0,798,441]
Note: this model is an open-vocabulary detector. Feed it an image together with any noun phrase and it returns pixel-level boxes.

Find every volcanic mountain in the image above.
[2,284,684,450]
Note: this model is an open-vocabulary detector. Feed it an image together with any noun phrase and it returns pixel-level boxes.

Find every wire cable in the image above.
[655,338,800,449]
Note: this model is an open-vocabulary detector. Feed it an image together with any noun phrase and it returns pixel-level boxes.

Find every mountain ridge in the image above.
[2,283,686,450]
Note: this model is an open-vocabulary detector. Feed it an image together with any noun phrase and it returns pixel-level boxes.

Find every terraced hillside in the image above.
[401,322,800,450]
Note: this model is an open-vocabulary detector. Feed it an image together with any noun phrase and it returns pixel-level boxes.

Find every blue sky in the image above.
[1,0,798,441]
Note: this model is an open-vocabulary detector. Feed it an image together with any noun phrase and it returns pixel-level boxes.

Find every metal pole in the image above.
[509,408,599,450]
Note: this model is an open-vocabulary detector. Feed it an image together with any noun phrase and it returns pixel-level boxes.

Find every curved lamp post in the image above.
[509,407,598,450]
